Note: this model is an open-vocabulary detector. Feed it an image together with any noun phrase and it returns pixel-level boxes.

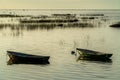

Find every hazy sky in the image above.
[0,0,120,9]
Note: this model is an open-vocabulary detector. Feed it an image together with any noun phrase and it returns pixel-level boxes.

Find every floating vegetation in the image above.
[52,14,76,18]
[80,14,104,16]
[20,19,79,23]
[0,13,109,29]
[0,14,31,18]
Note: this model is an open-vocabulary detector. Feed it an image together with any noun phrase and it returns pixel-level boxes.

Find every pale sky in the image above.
[0,0,120,9]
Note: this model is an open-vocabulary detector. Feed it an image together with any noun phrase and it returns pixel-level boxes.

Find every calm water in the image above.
[0,9,120,80]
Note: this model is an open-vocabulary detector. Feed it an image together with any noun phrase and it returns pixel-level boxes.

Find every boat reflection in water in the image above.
[76,55,112,63]
[7,51,50,65]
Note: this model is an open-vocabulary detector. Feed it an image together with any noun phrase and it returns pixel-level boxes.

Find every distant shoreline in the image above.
[0,9,120,11]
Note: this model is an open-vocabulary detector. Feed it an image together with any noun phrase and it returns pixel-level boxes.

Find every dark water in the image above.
[0,9,120,80]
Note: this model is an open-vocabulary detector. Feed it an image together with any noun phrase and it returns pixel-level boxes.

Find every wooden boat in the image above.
[7,51,50,64]
[76,48,112,61]
[110,22,120,28]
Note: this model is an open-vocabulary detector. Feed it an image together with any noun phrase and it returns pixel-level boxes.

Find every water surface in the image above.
[0,9,120,80]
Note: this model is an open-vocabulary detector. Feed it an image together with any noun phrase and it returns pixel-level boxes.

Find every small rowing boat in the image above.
[76,48,112,61]
[7,51,50,64]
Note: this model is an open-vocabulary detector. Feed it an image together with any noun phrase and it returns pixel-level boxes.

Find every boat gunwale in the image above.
[7,51,50,58]
[76,48,113,59]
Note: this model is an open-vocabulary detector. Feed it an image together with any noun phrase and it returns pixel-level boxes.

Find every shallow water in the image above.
[0,9,120,80]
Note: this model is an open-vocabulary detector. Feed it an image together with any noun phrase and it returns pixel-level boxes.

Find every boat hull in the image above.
[76,48,112,62]
[7,51,50,65]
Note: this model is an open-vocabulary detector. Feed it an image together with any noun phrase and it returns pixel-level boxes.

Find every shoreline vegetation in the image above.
[0,13,109,30]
